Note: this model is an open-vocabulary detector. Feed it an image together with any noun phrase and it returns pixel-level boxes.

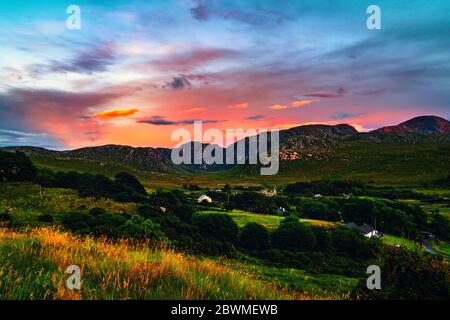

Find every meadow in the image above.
[196,210,337,230]
[0,227,305,300]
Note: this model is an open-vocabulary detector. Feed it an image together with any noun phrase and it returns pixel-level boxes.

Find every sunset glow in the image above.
[0,0,449,149]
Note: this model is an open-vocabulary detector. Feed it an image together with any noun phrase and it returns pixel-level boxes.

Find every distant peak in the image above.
[372,115,450,134]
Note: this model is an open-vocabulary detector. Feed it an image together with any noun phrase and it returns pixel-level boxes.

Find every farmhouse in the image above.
[197,194,212,203]
[346,222,382,239]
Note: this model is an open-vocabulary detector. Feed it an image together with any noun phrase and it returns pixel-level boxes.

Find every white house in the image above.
[197,194,212,204]
[346,222,382,239]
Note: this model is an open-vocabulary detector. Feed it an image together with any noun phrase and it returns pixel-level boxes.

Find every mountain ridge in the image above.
[2,115,450,173]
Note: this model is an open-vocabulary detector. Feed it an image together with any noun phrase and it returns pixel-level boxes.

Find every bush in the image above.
[239,223,270,251]
[230,191,277,214]
[312,227,332,252]
[193,214,238,243]
[296,198,341,221]
[355,247,449,299]
[331,226,379,259]
[0,151,37,182]
[271,216,316,251]
[149,190,194,222]
[0,213,12,222]
[114,172,147,195]
[37,213,53,223]
[137,204,155,218]
[119,215,165,241]
[62,211,127,238]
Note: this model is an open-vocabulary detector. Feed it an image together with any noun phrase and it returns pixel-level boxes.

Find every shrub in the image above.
[0,213,12,222]
[149,190,194,222]
[239,223,270,251]
[114,172,147,195]
[355,247,449,299]
[296,198,341,221]
[193,214,238,243]
[312,227,332,252]
[89,207,107,216]
[0,151,37,182]
[271,216,316,251]
[331,226,379,259]
[62,211,127,238]
[137,204,154,218]
[119,215,165,241]
[37,214,53,223]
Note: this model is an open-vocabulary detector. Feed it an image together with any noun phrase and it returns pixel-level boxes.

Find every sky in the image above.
[0,0,449,149]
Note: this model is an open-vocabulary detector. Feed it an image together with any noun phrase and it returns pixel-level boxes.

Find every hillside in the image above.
[373,116,450,134]
[2,116,450,187]
[0,227,306,299]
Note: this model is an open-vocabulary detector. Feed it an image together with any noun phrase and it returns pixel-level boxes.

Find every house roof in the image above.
[346,222,376,234]
[359,223,376,234]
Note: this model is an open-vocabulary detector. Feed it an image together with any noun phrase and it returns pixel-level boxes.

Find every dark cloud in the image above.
[0,88,126,135]
[151,48,238,72]
[189,1,291,26]
[302,87,345,98]
[244,114,265,120]
[36,43,116,75]
[138,116,226,126]
[166,76,191,90]
[0,129,61,148]
[190,0,209,21]
[331,112,364,120]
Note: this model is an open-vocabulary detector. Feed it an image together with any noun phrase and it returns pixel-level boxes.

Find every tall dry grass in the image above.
[0,227,307,300]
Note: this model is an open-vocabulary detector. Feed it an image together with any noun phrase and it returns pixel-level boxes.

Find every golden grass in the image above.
[0,227,309,300]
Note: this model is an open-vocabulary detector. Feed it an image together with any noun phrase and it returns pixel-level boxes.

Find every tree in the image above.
[271,216,316,251]
[240,223,270,251]
[430,213,450,241]
[114,172,147,195]
[193,213,238,243]
[0,151,37,182]
[223,184,232,205]
[355,247,449,299]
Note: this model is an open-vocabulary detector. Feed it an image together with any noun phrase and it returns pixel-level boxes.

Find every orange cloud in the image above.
[270,99,317,110]
[95,108,139,120]
[186,107,206,113]
[228,103,249,109]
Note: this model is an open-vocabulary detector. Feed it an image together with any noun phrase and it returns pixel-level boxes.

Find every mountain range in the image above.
[2,116,450,181]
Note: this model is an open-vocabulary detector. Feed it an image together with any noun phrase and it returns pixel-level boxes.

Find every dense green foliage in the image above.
[35,170,147,202]
[0,151,37,182]
[239,222,270,251]
[355,247,449,299]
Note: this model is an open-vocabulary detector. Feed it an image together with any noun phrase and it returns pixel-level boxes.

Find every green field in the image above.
[28,142,450,188]
[381,234,422,251]
[197,210,338,230]
[0,182,137,226]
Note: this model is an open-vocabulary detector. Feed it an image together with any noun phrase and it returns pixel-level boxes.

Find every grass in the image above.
[241,264,357,299]
[29,143,450,188]
[0,227,308,300]
[0,182,137,226]
[431,241,450,256]
[197,210,338,230]
[381,234,422,251]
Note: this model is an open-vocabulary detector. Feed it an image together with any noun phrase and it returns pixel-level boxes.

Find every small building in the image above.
[313,194,323,198]
[277,206,287,214]
[346,222,382,239]
[197,194,212,204]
